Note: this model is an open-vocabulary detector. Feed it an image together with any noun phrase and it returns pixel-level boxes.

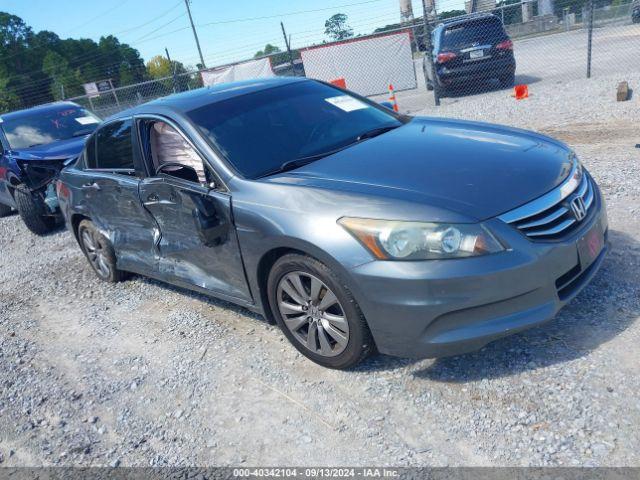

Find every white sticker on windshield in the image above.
[325,95,369,112]
[75,116,99,125]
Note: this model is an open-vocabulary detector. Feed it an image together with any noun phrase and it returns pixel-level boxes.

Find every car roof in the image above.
[0,101,83,121]
[437,12,501,29]
[107,76,308,122]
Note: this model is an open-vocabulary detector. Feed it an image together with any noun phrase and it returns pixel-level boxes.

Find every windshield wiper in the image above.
[256,144,354,178]
[256,124,400,179]
[356,124,400,142]
[72,129,94,137]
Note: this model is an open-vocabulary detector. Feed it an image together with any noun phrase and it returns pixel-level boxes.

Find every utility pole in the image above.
[280,22,296,76]
[165,47,178,93]
[184,0,206,69]
[422,0,440,106]
[586,0,594,78]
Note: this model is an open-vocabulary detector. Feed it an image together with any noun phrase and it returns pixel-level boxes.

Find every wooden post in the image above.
[616,81,629,102]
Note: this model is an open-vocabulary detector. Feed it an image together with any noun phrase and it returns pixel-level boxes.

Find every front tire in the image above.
[14,186,56,235]
[77,219,125,283]
[267,254,374,369]
[0,203,12,217]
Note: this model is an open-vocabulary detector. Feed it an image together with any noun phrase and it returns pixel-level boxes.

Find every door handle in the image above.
[82,182,101,191]
[146,193,159,202]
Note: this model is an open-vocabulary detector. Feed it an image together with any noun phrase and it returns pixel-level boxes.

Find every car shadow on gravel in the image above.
[441,74,542,99]
[133,276,267,323]
[358,230,639,380]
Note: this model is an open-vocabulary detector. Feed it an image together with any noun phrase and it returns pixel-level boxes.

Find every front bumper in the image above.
[348,186,608,359]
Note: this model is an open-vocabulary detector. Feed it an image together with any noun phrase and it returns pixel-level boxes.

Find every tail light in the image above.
[496,39,513,50]
[437,52,457,63]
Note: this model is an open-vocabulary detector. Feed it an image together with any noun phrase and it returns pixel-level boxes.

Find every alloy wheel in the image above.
[81,228,111,278]
[276,271,349,357]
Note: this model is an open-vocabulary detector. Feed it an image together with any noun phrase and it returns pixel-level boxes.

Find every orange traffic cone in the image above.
[514,84,529,100]
[330,77,347,89]
[388,84,399,112]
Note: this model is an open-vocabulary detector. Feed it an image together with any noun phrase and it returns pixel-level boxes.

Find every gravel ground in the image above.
[1,72,639,467]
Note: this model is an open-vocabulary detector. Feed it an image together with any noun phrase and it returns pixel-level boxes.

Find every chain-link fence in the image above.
[60,0,639,119]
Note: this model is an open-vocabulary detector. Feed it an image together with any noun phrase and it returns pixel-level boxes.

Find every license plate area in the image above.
[469,49,484,59]
[577,221,604,270]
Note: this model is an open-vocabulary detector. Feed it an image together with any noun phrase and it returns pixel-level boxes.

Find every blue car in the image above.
[0,102,100,234]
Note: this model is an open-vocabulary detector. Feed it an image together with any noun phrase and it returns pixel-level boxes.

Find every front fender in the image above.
[232,192,376,316]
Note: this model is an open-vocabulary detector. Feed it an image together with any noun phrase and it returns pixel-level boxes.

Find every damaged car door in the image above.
[136,116,251,303]
[77,118,158,272]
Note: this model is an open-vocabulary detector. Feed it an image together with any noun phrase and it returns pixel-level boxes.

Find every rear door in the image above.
[136,116,252,303]
[77,118,158,272]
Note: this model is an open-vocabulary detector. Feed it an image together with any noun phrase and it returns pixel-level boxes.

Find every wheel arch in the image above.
[70,213,91,242]
[253,237,366,326]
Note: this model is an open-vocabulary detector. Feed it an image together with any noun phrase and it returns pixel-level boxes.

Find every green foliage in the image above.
[145,54,190,93]
[439,9,467,19]
[0,76,20,112]
[254,44,281,58]
[0,11,146,112]
[325,13,354,41]
[254,43,300,67]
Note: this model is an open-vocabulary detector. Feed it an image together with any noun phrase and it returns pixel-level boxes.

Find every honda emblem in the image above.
[570,196,587,221]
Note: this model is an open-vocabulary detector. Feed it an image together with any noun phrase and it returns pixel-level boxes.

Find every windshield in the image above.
[187,81,403,179]
[1,105,100,149]
[442,18,506,49]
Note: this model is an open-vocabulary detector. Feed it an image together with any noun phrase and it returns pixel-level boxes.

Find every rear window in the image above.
[441,18,507,49]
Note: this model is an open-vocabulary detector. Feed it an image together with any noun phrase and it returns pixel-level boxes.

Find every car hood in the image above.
[265,117,574,221]
[9,135,88,161]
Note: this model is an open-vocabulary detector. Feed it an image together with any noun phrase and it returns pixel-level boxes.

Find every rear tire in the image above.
[14,186,56,235]
[267,253,374,369]
[0,203,12,217]
[77,219,125,283]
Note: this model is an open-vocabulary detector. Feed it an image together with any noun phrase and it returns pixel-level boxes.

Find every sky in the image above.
[0,0,463,68]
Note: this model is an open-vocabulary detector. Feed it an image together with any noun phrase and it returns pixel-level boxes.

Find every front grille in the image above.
[498,161,596,240]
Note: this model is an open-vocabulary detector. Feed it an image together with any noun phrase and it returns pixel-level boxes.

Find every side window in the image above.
[148,120,207,184]
[85,133,97,168]
[87,119,134,171]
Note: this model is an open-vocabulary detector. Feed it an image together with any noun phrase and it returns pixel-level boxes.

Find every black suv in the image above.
[423,13,516,95]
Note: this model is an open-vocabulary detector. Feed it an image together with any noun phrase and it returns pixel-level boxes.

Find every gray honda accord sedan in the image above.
[57,77,608,369]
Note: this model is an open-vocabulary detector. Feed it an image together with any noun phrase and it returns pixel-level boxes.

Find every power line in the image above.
[110,0,184,36]
[60,0,131,36]
[197,0,385,27]
[130,12,188,44]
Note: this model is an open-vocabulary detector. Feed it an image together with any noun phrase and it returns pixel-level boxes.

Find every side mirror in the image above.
[157,162,200,184]
[379,101,395,111]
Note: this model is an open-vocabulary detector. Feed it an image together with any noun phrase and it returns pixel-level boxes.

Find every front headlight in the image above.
[338,217,505,260]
